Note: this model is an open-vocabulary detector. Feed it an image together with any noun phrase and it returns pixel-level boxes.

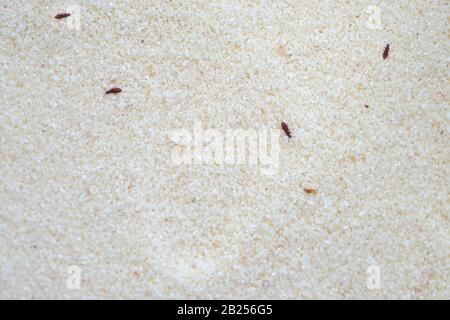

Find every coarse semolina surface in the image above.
[0,0,449,299]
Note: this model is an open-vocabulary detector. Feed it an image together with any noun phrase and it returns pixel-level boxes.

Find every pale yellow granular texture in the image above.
[0,0,449,299]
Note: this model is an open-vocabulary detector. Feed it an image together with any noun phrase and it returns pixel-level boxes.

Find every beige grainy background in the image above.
[0,0,449,299]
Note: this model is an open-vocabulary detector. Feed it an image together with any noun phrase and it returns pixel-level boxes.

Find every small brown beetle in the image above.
[383,44,390,60]
[106,88,122,95]
[55,13,71,20]
[281,122,292,138]
[304,188,317,194]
